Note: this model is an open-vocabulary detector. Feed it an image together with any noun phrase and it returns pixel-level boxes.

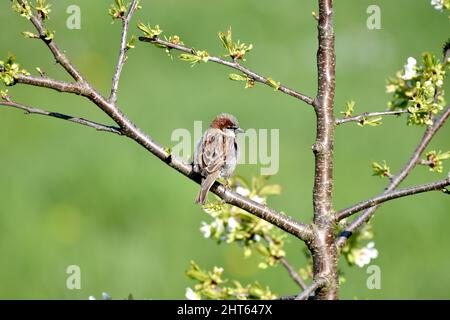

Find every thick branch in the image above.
[336,105,450,248]
[109,0,140,104]
[0,100,122,135]
[336,177,450,221]
[7,21,313,243]
[13,74,312,240]
[139,37,315,106]
[294,277,327,300]
[336,110,407,125]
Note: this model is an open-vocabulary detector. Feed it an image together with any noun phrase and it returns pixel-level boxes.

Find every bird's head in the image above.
[210,113,244,133]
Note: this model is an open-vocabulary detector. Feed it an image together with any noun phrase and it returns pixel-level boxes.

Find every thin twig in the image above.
[417,159,433,166]
[336,177,450,221]
[17,0,84,82]
[336,110,407,125]
[279,258,307,290]
[139,37,315,106]
[295,277,328,300]
[336,105,450,248]
[0,100,123,135]
[109,0,140,104]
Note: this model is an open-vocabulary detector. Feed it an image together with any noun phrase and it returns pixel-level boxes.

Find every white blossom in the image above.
[211,218,224,234]
[213,266,224,274]
[353,242,379,268]
[200,221,211,238]
[227,217,239,232]
[253,234,261,242]
[431,0,444,11]
[236,186,250,196]
[203,206,219,217]
[185,287,201,300]
[402,57,417,80]
[251,195,266,204]
[436,79,443,87]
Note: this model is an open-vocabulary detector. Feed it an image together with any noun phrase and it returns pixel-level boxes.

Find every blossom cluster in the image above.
[340,223,379,268]
[185,261,276,300]
[186,176,285,300]
[431,0,450,12]
[386,52,447,125]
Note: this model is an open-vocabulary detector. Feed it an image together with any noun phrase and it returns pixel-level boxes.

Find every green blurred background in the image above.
[0,0,449,299]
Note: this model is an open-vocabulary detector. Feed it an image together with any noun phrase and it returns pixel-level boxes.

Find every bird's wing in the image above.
[201,129,225,174]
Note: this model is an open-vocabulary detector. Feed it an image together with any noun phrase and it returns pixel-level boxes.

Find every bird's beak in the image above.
[235,127,244,133]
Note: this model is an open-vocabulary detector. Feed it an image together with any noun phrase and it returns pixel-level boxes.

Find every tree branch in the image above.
[310,0,338,300]
[0,99,123,135]
[336,105,450,248]
[5,4,314,243]
[336,110,407,125]
[263,235,307,290]
[139,37,315,106]
[336,177,450,221]
[279,258,307,290]
[294,277,327,300]
[109,0,140,104]
[16,74,87,94]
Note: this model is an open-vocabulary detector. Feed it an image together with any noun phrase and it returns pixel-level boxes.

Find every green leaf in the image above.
[424,150,450,173]
[218,27,253,61]
[186,260,209,282]
[228,74,254,89]
[0,54,29,86]
[229,73,247,82]
[109,0,127,19]
[257,262,268,269]
[218,27,233,51]
[36,0,51,20]
[341,100,355,118]
[179,50,209,66]
[43,29,55,41]
[137,22,162,39]
[371,161,391,178]
[358,116,383,127]
[21,31,38,39]
[0,89,9,100]
[126,35,137,49]
[266,78,280,91]
[258,184,282,196]
[12,0,32,19]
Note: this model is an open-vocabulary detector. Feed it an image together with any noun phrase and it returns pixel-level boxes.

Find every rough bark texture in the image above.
[311,0,338,300]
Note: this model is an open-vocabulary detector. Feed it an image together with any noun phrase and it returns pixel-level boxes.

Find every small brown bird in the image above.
[194,113,243,205]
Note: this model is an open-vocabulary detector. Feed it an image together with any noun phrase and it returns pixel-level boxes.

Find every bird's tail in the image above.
[195,171,220,205]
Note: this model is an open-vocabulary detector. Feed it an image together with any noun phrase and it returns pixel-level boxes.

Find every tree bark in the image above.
[311,0,338,300]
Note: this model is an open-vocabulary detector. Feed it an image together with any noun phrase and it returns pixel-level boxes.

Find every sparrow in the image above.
[193,113,243,205]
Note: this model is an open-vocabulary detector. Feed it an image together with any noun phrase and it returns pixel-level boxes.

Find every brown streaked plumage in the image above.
[193,113,243,205]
